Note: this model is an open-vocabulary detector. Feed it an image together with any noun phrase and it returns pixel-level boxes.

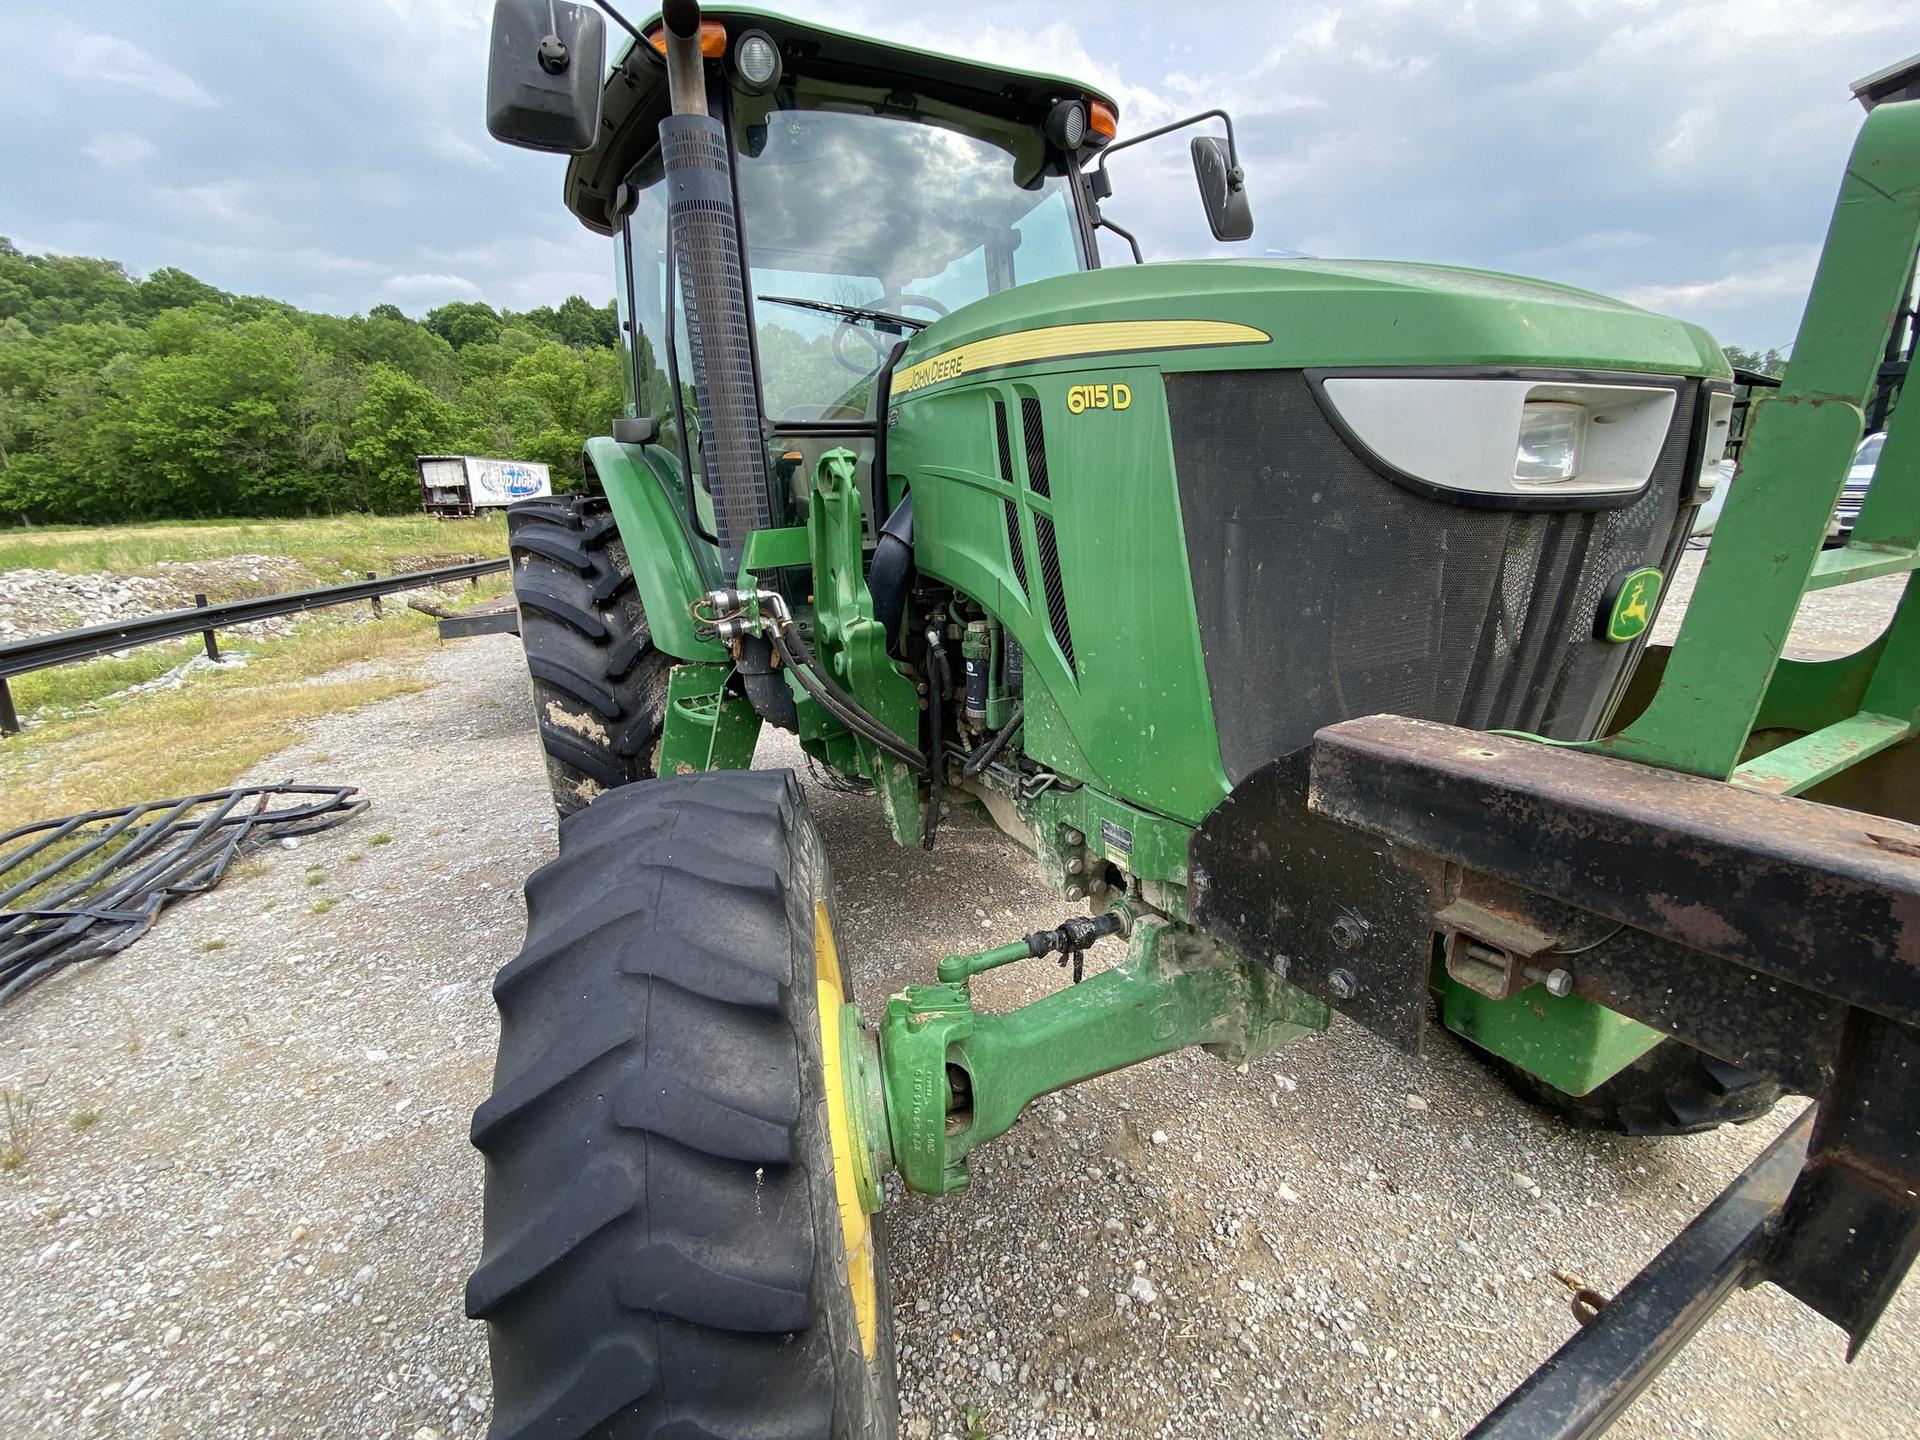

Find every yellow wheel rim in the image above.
[814,900,879,1360]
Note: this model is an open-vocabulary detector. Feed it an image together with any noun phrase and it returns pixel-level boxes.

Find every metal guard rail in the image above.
[0,557,509,731]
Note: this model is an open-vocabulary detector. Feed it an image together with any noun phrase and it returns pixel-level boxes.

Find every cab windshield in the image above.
[733,81,1087,421]
[619,81,1087,441]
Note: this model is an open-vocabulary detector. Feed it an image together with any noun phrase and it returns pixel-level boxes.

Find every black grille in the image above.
[1168,370,1694,783]
[1034,511,1075,673]
[1021,396,1052,497]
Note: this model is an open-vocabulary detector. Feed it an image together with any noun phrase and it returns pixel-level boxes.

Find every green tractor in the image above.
[472,5,1920,1435]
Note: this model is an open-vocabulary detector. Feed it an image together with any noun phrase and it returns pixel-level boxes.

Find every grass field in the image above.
[0,608,484,830]
[0,513,508,591]
[1,515,518,829]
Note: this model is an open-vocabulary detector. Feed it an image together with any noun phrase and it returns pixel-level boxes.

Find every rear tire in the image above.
[1487,1038,1783,1137]
[468,770,899,1440]
[508,494,672,817]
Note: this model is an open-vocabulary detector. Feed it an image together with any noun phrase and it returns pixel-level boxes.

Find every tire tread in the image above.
[508,494,671,816]
[470,771,895,1440]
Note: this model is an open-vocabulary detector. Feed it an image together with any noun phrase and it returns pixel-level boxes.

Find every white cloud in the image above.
[81,131,158,169]
[4,0,1908,344]
[424,121,496,170]
[52,32,215,107]
[284,247,386,277]
[1620,244,1820,341]
[155,180,266,232]
[383,271,482,302]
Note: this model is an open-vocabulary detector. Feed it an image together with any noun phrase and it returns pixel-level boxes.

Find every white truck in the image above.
[416,454,553,517]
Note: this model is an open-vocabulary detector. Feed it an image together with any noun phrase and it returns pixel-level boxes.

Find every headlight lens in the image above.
[735,32,781,91]
[1515,402,1584,483]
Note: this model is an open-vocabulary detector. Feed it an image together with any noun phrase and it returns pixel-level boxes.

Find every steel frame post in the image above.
[195,594,220,663]
[1590,101,1920,784]
[1468,1111,1813,1440]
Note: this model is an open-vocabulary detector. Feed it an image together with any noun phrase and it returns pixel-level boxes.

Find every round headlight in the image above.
[735,31,781,92]
[1045,99,1088,151]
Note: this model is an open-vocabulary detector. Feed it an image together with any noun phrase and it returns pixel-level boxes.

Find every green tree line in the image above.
[0,238,626,522]
[1722,345,1789,378]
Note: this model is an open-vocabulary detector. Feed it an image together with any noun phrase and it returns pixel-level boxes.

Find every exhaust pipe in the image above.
[657,0,771,578]
[660,0,708,116]
[657,1,794,728]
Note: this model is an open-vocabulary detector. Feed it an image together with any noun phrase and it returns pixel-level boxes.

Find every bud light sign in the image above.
[467,457,553,506]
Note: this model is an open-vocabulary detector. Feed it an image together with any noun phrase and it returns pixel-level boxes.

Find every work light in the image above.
[735,30,781,92]
[1045,99,1088,150]
[1515,402,1583,483]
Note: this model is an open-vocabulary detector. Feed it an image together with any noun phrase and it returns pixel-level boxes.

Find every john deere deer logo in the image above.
[1600,566,1664,643]
[1621,577,1653,624]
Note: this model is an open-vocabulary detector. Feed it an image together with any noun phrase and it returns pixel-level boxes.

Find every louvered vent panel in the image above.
[994,399,1031,591]
[1034,512,1075,673]
[1020,396,1051,497]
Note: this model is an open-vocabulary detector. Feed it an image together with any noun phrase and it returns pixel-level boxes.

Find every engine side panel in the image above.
[897,366,1232,824]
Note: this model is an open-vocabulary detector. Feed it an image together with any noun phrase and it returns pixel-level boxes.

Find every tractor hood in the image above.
[888,259,1728,403]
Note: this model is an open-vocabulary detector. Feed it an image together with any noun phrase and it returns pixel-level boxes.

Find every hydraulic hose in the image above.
[963,702,1024,778]
[766,625,930,776]
[920,628,949,850]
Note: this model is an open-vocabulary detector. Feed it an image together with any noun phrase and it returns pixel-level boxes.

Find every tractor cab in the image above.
[551,9,1125,538]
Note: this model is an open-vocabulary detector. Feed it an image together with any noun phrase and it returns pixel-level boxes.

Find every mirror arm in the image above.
[590,0,646,44]
[1097,217,1145,265]
[1090,107,1243,195]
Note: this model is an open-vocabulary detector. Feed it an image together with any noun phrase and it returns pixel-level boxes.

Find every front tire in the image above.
[1487,1038,1783,1137]
[508,494,672,817]
[468,770,898,1439]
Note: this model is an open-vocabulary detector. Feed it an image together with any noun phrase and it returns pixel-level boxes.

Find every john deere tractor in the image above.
[471,6,1920,1435]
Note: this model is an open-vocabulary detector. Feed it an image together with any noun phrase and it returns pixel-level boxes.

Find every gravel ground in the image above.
[1,572,1915,1439]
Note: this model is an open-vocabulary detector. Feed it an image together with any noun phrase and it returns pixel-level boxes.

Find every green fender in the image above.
[584,435,724,662]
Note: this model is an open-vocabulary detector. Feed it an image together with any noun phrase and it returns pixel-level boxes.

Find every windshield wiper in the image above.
[756,295,929,331]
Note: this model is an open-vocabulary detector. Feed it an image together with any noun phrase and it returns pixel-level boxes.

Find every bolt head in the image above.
[1065,883,1086,901]
[1543,968,1574,998]
[1063,828,1085,847]
[1326,968,1359,1001]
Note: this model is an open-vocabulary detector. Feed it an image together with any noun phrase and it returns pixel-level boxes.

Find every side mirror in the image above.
[612,415,659,446]
[485,0,606,154]
[1191,136,1254,243]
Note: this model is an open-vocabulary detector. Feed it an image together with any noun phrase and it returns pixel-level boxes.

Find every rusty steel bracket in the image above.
[1309,716,1920,1027]
[1189,749,1445,1053]
[1432,891,1563,1000]
[1292,714,1920,1355]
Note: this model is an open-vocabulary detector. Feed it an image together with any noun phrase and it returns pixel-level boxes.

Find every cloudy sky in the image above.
[1,1,1908,349]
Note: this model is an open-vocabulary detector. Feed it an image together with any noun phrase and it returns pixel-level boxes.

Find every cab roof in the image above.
[562,6,1118,235]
